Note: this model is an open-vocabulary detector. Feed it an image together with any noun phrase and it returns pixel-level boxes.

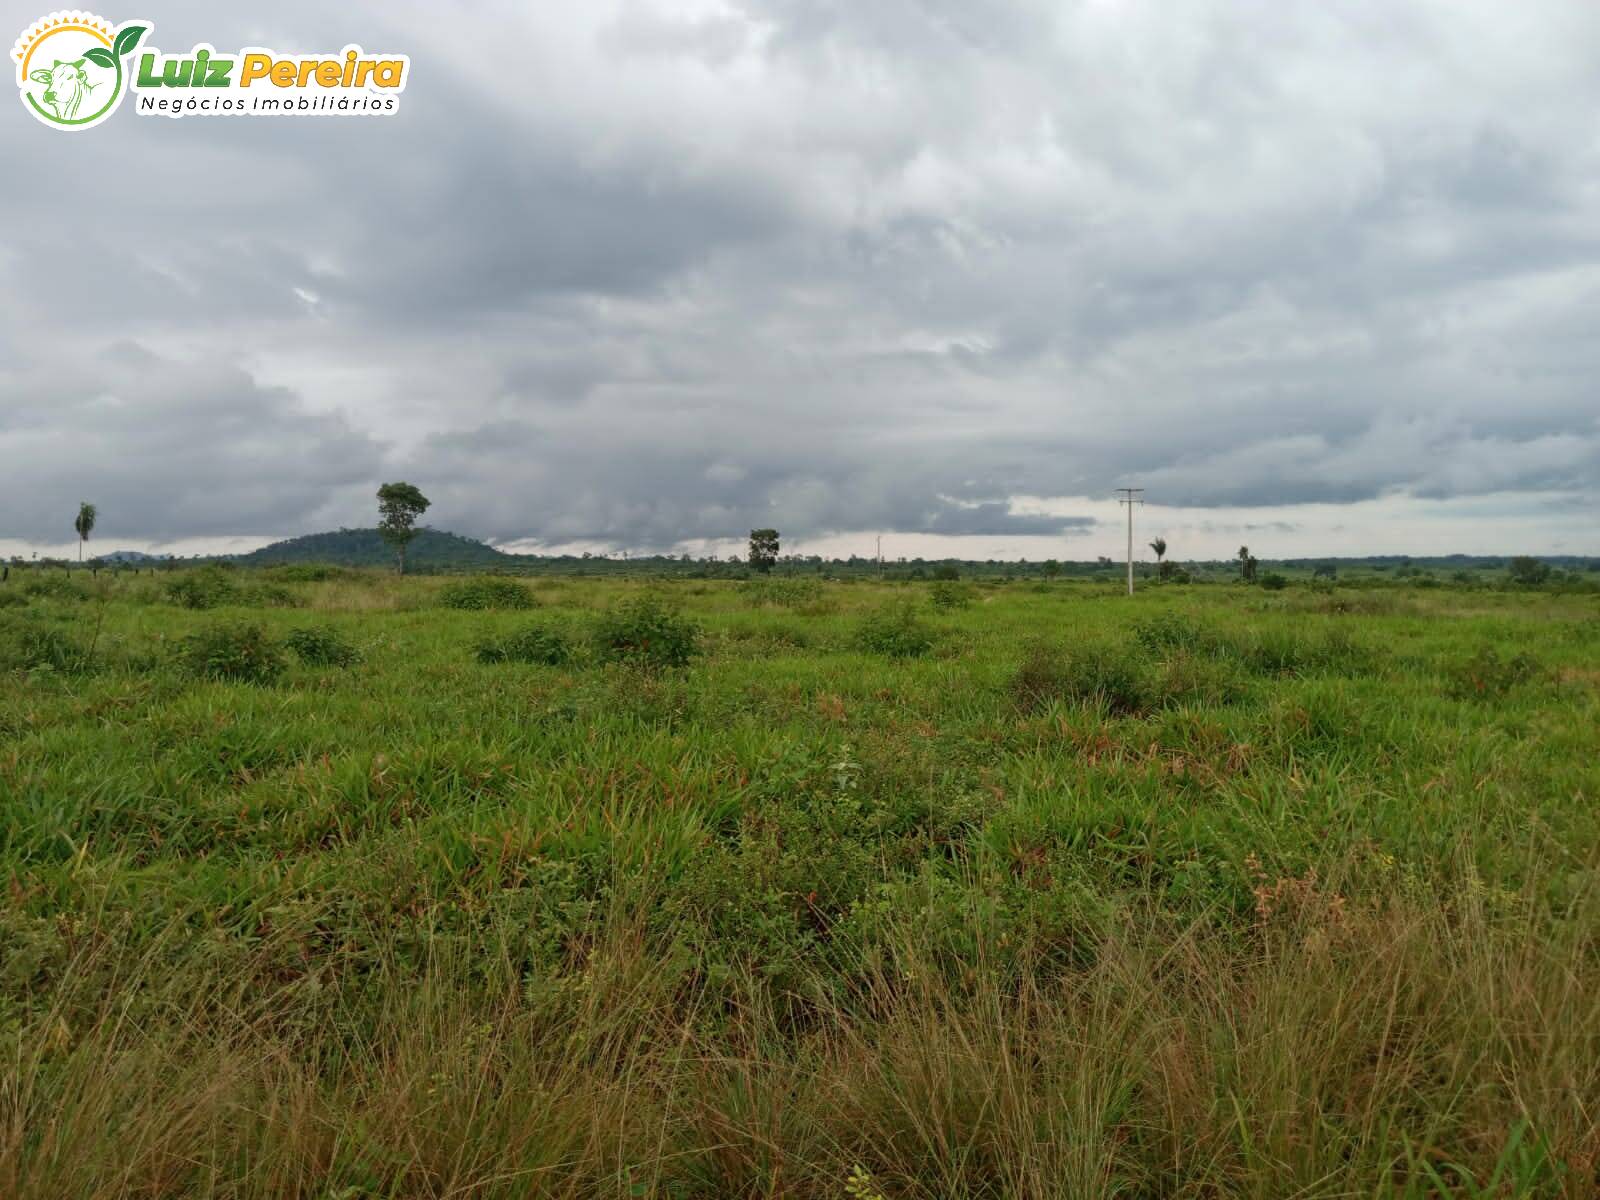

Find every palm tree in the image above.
[74,502,97,563]
[1238,545,1250,580]
[1149,537,1167,564]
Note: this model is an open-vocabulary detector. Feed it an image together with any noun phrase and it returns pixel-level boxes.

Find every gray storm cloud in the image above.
[3,0,1598,550]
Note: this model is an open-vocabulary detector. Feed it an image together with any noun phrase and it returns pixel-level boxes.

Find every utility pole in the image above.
[876,534,883,580]
[1115,488,1144,596]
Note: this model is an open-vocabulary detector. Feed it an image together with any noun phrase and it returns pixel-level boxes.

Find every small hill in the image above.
[233,528,511,569]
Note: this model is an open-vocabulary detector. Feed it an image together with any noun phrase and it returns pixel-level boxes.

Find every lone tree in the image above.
[377,482,430,575]
[1507,555,1551,585]
[748,528,780,574]
[1237,549,1259,583]
[74,502,96,562]
[1150,536,1172,580]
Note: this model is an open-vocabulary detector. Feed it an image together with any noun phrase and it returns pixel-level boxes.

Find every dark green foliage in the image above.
[592,596,699,669]
[1232,627,1369,676]
[180,622,285,684]
[932,564,961,581]
[1010,641,1150,715]
[1259,572,1289,591]
[0,617,90,673]
[927,580,975,610]
[740,577,823,609]
[438,578,537,611]
[855,601,935,658]
[284,626,362,668]
[236,528,510,570]
[376,482,432,575]
[241,583,301,608]
[1507,556,1552,586]
[265,564,351,583]
[1153,651,1248,707]
[1132,612,1214,655]
[22,574,87,602]
[1447,646,1541,700]
[165,567,239,610]
[475,624,572,666]
[748,528,780,574]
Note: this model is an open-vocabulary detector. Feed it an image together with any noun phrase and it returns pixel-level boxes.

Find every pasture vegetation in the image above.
[1,567,1597,1198]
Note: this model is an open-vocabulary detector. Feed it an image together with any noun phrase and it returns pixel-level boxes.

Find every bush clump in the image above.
[180,622,285,684]
[1259,572,1289,591]
[239,583,301,608]
[21,574,87,602]
[1229,627,1369,677]
[166,568,238,610]
[855,601,936,658]
[1446,646,1541,700]
[1132,612,1213,656]
[265,564,347,583]
[1011,641,1150,715]
[740,577,824,609]
[285,625,362,667]
[592,596,699,669]
[439,578,537,611]
[0,617,90,673]
[475,624,572,666]
[928,580,976,610]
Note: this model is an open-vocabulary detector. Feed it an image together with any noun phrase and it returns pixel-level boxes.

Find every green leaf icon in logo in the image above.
[113,25,148,60]
[84,47,115,69]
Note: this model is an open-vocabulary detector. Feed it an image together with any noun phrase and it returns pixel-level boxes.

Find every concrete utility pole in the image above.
[1115,488,1144,596]
[876,534,883,579]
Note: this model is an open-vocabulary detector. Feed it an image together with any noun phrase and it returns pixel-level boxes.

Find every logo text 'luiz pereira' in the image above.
[13,10,410,130]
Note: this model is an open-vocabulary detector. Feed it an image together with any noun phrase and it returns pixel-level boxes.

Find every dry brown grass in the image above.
[5,886,1596,1199]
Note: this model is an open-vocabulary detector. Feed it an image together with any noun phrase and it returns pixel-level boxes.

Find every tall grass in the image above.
[2,568,1597,1196]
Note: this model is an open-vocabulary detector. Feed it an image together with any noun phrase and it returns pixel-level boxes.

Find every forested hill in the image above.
[231,528,511,568]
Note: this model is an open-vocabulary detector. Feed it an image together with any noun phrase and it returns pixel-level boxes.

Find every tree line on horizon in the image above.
[22,489,1599,585]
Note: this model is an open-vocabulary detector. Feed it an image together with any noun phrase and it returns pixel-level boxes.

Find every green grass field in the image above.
[3,569,1597,1198]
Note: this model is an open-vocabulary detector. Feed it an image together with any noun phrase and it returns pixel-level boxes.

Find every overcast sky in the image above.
[4,0,1598,561]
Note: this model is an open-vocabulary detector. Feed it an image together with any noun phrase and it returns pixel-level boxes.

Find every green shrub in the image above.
[592,596,699,669]
[475,624,572,666]
[285,626,362,667]
[855,601,935,658]
[265,564,346,583]
[1011,641,1150,715]
[1258,572,1289,591]
[239,583,301,608]
[0,617,90,673]
[180,622,285,684]
[1219,627,1370,677]
[439,578,537,611]
[928,580,976,610]
[165,568,238,610]
[740,577,824,609]
[0,591,28,610]
[21,574,86,602]
[1446,647,1541,700]
[1153,651,1247,708]
[1132,612,1213,655]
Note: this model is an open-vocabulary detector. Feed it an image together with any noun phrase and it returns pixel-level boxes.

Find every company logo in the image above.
[12,11,146,130]
[13,11,410,129]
